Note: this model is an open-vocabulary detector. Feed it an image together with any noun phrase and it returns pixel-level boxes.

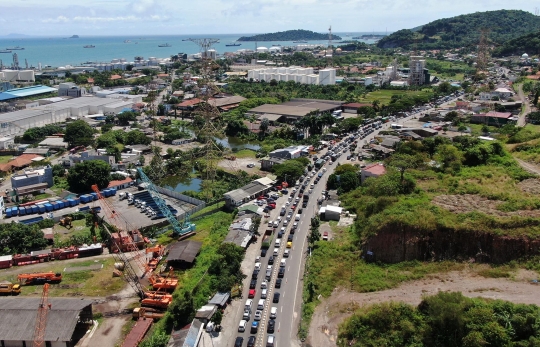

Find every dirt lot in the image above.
[432,194,540,218]
[308,268,540,347]
[217,157,263,176]
[518,178,540,194]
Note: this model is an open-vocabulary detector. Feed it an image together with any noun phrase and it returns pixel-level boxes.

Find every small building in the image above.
[471,111,517,126]
[342,103,371,114]
[166,240,203,267]
[38,137,68,149]
[0,154,42,173]
[68,150,115,167]
[208,292,230,308]
[223,178,274,209]
[224,214,257,248]
[0,297,93,347]
[11,166,54,194]
[0,137,14,150]
[260,156,287,171]
[361,163,386,182]
[390,81,409,87]
[58,82,87,98]
[107,177,133,190]
[319,205,342,221]
[171,138,194,145]
[268,145,310,160]
[207,95,246,112]
[23,147,51,156]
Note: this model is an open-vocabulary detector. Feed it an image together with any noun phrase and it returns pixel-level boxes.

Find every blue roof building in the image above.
[0,85,57,101]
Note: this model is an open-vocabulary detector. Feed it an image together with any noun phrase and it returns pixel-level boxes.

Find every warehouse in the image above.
[0,297,93,347]
[247,98,343,122]
[0,97,135,137]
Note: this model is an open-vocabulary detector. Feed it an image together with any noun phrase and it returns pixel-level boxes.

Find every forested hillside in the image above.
[377,10,540,49]
[493,30,540,56]
[238,29,341,41]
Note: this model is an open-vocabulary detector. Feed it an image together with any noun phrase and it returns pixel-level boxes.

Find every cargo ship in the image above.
[158,43,171,47]
[83,45,95,48]
[5,46,24,50]
[293,40,308,43]
[0,50,11,53]
[225,42,241,46]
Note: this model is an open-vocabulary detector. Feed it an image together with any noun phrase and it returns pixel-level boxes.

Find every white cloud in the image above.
[41,16,69,23]
[132,0,156,14]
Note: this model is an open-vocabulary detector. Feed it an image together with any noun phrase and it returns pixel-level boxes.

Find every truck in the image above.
[0,281,21,295]
[303,193,310,201]
[17,272,62,285]
[315,159,325,168]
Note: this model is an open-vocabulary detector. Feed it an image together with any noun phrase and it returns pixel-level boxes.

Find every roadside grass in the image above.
[191,201,225,219]
[0,257,125,297]
[55,218,93,242]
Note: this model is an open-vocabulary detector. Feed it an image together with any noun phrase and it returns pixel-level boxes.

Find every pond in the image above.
[161,173,202,193]
[214,136,261,151]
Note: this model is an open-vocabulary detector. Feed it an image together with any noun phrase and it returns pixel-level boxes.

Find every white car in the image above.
[261,289,267,299]
[238,320,247,332]
[268,221,273,227]
[284,250,290,258]
[270,306,278,319]
[255,262,261,271]
[255,256,261,263]
[254,310,262,321]
[260,280,268,289]
[257,299,265,310]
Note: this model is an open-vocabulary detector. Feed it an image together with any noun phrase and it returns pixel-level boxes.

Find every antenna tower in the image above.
[12,53,19,70]
[327,25,333,67]
[188,38,219,59]
[476,28,490,74]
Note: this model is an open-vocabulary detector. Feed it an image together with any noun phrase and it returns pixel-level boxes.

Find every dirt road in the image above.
[516,158,540,176]
[517,84,531,126]
[308,268,540,347]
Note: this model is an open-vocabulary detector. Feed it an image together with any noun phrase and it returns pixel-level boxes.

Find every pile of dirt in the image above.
[518,178,540,194]
[432,194,540,218]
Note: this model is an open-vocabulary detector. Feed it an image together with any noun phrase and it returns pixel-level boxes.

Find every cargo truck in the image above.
[0,281,21,295]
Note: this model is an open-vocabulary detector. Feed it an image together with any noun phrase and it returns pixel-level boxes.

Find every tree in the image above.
[211,310,223,327]
[64,120,95,148]
[260,117,269,135]
[339,171,360,193]
[435,144,463,171]
[386,153,424,183]
[458,124,468,135]
[0,223,48,255]
[308,217,321,246]
[67,160,111,193]
[272,160,305,185]
[481,125,490,135]
[444,111,459,122]
[334,164,358,175]
[116,111,138,126]
[51,164,66,178]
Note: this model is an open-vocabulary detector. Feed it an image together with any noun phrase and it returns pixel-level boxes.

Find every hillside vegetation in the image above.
[493,30,540,56]
[377,10,540,49]
[338,291,540,347]
[238,29,341,41]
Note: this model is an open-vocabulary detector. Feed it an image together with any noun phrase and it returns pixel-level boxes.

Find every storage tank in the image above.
[256,47,269,53]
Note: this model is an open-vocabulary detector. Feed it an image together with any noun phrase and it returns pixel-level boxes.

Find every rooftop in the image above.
[0,85,57,101]
[166,240,203,264]
[363,163,387,175]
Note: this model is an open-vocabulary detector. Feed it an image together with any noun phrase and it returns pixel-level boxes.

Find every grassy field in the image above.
[233,149,257,158]
[357,89,433,105]
[0,257,125,297]
[0,155,13,164]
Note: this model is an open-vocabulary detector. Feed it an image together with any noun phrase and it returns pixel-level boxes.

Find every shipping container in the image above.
[38,205,46,213]
[31,205,39,214]
[5,208,12,218]
[80,195,89,203]
[19,207,26,216]
[61,199,69,208]
[110,188,117,195]
[67,199,75,207]
[50,202,58,210]
[90,192,98,201]
[44,203,53,212]
[74,197,80,205]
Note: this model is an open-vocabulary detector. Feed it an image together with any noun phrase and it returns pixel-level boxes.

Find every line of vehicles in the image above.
[234,158,328,347]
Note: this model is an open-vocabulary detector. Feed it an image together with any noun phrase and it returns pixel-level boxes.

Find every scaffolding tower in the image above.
[476,28,490,74]
[326,26,333,67]
[408,56,425,86]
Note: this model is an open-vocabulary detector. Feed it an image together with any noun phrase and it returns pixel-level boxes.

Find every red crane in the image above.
[33,283,50,347]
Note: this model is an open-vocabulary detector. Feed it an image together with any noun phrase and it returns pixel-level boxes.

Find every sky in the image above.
[0,0,537,36]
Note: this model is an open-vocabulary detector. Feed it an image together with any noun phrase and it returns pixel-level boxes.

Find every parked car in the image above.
[238,320,247,332]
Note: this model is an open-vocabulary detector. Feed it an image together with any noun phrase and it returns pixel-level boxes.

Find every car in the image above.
[252,270,259,279]
[284,250,290,258]
[255,256,260,263]
[291,205,296,210]
[275,278,282,288]
[277,231,283,239]
[287,234,293,242]
[285,201,290,206]
[295,197,300,202]
[263,206,271,213]
[261,288,267,299]
[302,202,308,208]
[298,208,303,214]
[273,292,280,303]
[310,183,315,188]
[243,309,251,320]
[280,258,286,267]
[251,321,259,333]
[235,336,244,347]
[254,262,261,271]
[250,280,257,289]
[267,335,275,347]
[273,248,279,256]
[287,241,292,248]
[260,280,268,289]
[261,249,267,257]
[238,320,247,332]
[247,336,256,347]
[267,319,275,333]
[270,306,278,319]
[283,220,289,226]
[278,267,285,278]
[273,221,278,228]
[323,231,329,240]
[247,163,255,168]
[248,289,256,298]
[257,299,265,310]
[266,269,272,280]
[292,222,298,230]
[254,310,262,321]
[268,256,274,265]
[275,239,281,247]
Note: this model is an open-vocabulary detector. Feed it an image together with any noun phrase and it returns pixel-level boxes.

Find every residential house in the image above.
[471,111,518,126]
[67,149,115,167]
[260,156,287,171]
[361,163,387,182]
[0,154,42,173]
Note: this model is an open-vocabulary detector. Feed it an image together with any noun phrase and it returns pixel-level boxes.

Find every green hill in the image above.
[237,29,341,42]
[493,30,540,56]
[377,10,540,49]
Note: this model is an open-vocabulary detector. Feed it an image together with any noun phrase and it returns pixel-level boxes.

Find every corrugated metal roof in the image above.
[0,85,57,101]
[0,297,93,342]
[167,240,202,263]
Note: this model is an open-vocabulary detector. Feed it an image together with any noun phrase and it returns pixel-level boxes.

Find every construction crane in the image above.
[32,283,50,347]
[137,168,195,236]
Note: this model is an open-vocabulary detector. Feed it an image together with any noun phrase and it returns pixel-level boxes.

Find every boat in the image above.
[293,40,308,43]
[225,42,241,46]
[83,45,95,48]
[182,38,190,41]
[272,44,281,47]
[0,50,11,53]
[158,43,171,47]
[70,35,79,38]
[5,46,24,50]
[124,40,131,43]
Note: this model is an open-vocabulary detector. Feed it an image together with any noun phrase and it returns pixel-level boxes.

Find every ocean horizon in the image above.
[0,32,386,69]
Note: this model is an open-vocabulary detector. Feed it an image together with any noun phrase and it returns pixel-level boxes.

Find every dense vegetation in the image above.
[378,10,540,49]
[493,30,540,56]
[238,29,341,41]
[22,124,63,143]
[0,222,48,255]
[66,160,112,193]
[338,291,540,347]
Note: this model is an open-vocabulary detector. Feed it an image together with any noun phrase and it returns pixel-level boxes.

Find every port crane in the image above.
[137,168,195,236]
[32,284,50,347]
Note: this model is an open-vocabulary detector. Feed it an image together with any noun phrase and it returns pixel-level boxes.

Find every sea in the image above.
[0,33,383,69]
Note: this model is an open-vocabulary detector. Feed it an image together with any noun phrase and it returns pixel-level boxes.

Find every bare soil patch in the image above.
[432,194,540,217]
[518,178,540,194]
[308,268,540,347]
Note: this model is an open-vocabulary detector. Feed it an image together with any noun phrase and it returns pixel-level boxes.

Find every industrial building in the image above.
[224,177,274,209]
[247,98,344,122]
[11,166,54,196]
[58,83,87,98]
[0,70,36,82]
[0,85,57,101]
[247,66,336,85]
[0,96,135,137]
[0,297,93,347]
[408,57,428,86]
